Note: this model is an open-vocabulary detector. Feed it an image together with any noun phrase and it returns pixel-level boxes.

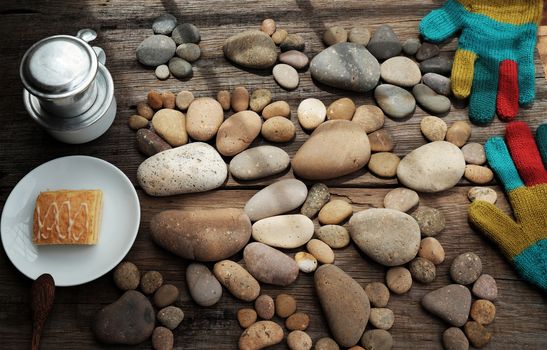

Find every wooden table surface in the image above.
[1,1,546,349]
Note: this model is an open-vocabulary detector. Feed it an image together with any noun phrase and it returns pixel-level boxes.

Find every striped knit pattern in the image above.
[420,0,542,125]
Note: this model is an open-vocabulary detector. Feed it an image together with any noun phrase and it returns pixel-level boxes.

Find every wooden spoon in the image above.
[31,274,55,350]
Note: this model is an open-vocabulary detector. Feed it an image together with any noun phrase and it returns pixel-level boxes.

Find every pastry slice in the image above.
[33,189,103,245]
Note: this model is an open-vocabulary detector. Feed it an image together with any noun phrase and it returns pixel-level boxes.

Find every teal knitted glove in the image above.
[419,0,542,125]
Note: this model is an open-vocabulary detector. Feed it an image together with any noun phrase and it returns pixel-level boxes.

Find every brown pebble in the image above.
[446,120,471,147]
[464,321,492,348]
[237,308,258,328]
[161,92,176,109]
[217,90,231,111]
[472,274,498,301]
[450,252,482,285]
[272,29,288,45]
[148,90,163,110]
[360,329,393,350]
[464,165,494,184]
[348,347,365,350]
[287,330,313,350]
[418,237,445,265]
[137,101,154,120]
[420,115,447,141]
[352,105,384,133]
[232,86,250,112]
[276,293,297,318]
[461,142,486,165]
[470,299,496,325]
[261,116,296,142]
[175,90,194,111]
[113,261,140,291]
[385,267,412,294]
[318,199,353,225]
[409,257,436,283]
[250,88,272,113]
[136,129,172,156]
[368,152,400,178]
[364,282,390,308]
[327,97,355,120]
[411,206,446,237]
[128,114,149,130]
[286,312,310,331]
[323,26,348,46]
[262,100,291,119]
[255,294,275,320]
[154,284,180,308]
[315,337,340,350]
[152,326,174,350]
[307,239,335,264]
[368,129,395,152]
[140,270,164,294]
[442,327,469,350]
[261,19,276,36]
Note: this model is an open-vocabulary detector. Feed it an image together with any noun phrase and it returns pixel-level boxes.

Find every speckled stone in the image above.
[383,187,419,213]
[472,274,498,301]
[301,183,331,218]
[316,225,350,249]
[152,14,177,35]
[411,206,446,237]
[450,252,482,285]
[422,284,472,327]
[442,327,469,350]
[157,306,184,330]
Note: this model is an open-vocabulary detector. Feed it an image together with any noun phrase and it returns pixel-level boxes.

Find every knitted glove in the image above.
[468,122,547,291]
[419,0,543,125]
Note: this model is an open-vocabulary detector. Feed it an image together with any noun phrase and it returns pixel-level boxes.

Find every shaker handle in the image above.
[93,47,106,65]
[76,29,106,65]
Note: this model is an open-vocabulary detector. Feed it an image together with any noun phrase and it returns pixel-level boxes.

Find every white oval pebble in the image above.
[155,65,170,80]
[273,64,299,90]
[252,214,314,249]
[244,179,308,221]
[297,98,326,130]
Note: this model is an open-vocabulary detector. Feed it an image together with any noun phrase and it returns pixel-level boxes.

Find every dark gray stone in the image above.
[168,57,192,79]
[136,35,176,67]
[310,42,380,92]
[402,38,421,56]
[280,34,305,52]
[415,42,439,61]
[152,14,177,35]
[374,84,416,119]
[422,73,451,96]
[367,25,401,60]
[420,56,453,76]
[412,84,451,115]
[172,23,201,45]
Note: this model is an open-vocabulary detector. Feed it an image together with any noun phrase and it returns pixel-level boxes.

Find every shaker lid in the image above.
[20,35,98,98]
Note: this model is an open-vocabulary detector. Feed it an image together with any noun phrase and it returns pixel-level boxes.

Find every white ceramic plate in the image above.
[1,156,140,286]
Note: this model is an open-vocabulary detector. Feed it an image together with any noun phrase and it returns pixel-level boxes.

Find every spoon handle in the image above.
[31,274,55,350]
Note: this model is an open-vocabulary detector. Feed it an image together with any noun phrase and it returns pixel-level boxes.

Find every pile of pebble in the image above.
[136,14,202,80]
[92,262,185,349]
[224,18,309,90]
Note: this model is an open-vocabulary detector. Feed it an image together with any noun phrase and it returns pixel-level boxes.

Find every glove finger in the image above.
[484,136,524,192]
[468,200,522,259]
[536,124,547,166]
[505,121,547,186]
[517,47,536,106]
[419,3,464,42]
[496,60,519,121]
[451,48,476,99]
[469,57,498,125]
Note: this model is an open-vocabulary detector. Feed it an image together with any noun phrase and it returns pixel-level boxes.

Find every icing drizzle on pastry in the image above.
[36,201,89,242]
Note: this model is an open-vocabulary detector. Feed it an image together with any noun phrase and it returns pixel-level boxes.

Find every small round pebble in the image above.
[137,101,154,120]
[464,165,494,184]
[155,65,170,80]
[279,50,310,69]
[301,183,330,218]
[442,327,469,350]
[470,299,496,325]
[168,57,192,79]
[472,274,498,300]
[217,90,231,111]
[446,120,471,148]
[418,237,445,265]
[383,187,419,213]
[148,90,163,110]
[295,252,318,273]
[176,43,201,62]
[141,270,164,294]
[262,100,291,119]
[416,42,439,61]
[409,257,436,284]
[128,114,149,130]
[422,72,452,96]
[386,267,412,294]
[368,152,400,178]
[306,239,335,264]
[161,91,175,109]
[364,282,390,308]
[276,293,297,318]
[113,261,140,291]
[298,98,326,130]
[175,90,194,111]
[255,294,275,320]
[464,321,492,348]
[288,330,313,350]
[154,284,180,308]
[316,225,350,249]
[286,312,310,331]
[232,86,250,112]
[272,29,288,44]
[420,115,447,141]
[450,252,482,285]
[250,89,272,113]
[157,306,184,330]
[402,38,421,56]
[352,105,385,133]
[327,97,356,120]
[368,129,395,152]
[237,308,257,328]
[323,26,348,46]
[152,14,177,35]
[261,19,276,36]
[152,326,174,350]
[369,308,394,330]
[172,23,200,44]
[467,187,497,204]
[262,116,296,142]
[315,337,340,350]
[360,329,393,350]
[348,27,371,45]
[318,200,353,225]
[461,142,486,165]
[273,63,299,90]
[411,206,446,237]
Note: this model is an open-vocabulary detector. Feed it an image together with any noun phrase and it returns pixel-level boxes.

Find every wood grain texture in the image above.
[0,1,546,349]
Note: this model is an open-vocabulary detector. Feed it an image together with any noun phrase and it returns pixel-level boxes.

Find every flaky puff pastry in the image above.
[33,190,103,245]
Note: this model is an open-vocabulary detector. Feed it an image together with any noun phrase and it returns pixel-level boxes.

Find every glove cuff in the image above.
[513,239,547,291]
